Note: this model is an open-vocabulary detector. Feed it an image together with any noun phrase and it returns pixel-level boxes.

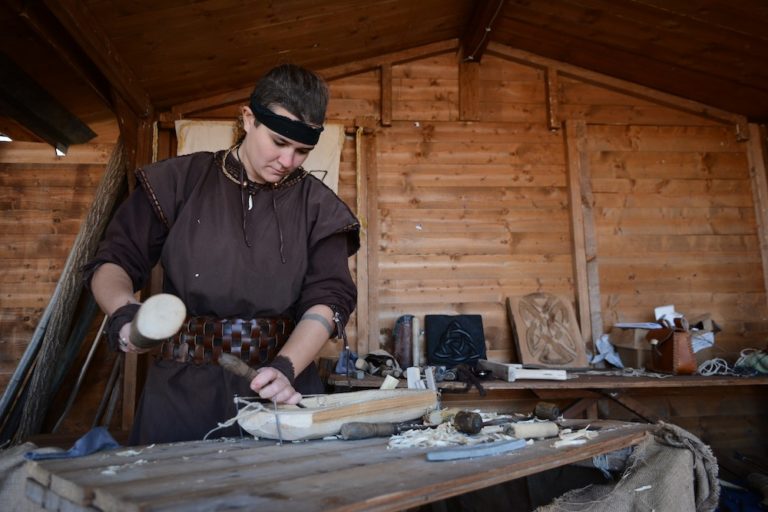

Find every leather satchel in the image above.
[645,318,697,375]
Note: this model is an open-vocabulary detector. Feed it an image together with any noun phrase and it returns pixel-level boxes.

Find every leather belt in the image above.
[159,316,294,365]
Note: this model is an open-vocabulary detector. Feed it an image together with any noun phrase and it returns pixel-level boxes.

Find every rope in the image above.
[203,397,267,441]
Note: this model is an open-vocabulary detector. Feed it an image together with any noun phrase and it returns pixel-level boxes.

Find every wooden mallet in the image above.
[128,293,187,349]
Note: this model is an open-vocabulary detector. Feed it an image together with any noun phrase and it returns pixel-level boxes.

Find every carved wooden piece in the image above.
[508,292,588,368]
[238,389,438,441]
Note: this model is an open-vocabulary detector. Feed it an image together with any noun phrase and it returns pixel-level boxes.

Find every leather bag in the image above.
[645,318,696,375]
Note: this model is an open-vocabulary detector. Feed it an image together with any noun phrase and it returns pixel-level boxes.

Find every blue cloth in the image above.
[335,349,358,374]
[25,427,120,461]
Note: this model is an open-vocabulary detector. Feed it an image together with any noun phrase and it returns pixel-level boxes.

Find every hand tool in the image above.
[340,421,433,440]
[426,438,527,461]
[451,410,518,435]
[504,421,559,439]
[273,399,283,445]
[340,410,506,440]
[129,293,186,349]
[219,353,306,408]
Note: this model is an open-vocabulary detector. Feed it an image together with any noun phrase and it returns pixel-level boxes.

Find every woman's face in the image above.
[239,105,315,184]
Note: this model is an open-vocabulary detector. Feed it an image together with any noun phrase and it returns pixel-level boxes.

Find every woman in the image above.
[85,64,360,445]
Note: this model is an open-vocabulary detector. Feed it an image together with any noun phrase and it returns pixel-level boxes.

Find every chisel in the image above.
[218,353,306,408]
[340,421,432,440]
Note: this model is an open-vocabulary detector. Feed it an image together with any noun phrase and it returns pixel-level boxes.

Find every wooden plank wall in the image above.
[0,142,114,395]
[330,50,765,360]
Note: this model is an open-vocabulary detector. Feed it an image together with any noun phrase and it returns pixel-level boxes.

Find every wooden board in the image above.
[508,292,589,368]
[25,420,651,512]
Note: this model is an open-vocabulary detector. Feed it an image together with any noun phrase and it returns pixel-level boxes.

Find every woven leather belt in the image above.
[159,316,294,365]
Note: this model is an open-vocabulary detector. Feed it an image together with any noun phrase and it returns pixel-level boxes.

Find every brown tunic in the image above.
[85,149,360,444]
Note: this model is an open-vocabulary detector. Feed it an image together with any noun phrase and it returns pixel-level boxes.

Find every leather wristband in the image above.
[105,303,140,352]
[266,355,296,386]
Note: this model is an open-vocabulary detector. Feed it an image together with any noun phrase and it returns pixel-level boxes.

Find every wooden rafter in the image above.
[0,53,96,149]
[460,0,507,63]
[487,43,749,138]
[7,0,113,112]
[41,0,152,118]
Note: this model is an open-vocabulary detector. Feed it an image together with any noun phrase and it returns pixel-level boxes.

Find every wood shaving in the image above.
[388,422,521,449]
[99,459,147,475]
[552,425,599,448]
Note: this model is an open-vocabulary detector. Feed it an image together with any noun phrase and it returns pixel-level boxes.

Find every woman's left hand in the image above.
[250,367,302,405]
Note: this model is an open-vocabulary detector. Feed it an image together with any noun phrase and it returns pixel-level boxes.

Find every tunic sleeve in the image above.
[294,232,357,326]
[82,185,168,293]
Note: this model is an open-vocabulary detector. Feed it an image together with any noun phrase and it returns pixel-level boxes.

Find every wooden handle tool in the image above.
[218,352,259,381]
[340,421,431,440]
[218,353,306,408]
[129,293,186,349]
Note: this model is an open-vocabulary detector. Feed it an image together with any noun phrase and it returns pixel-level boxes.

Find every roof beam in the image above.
[460,0,506,63]
[0,52,96,150]
[41,0,152,118]
[7,0,113,112]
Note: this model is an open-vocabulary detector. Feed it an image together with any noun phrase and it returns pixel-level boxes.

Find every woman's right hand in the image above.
[117,322,153,354]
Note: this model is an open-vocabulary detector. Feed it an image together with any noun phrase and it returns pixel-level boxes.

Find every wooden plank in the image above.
[585,125,744,153]
[0,142,114,164]
[565,120,591,345]
[589,151,748,180]
[745,123,768,308]
[365,132,381,355]
[29,422,651,512]
[354,127,369,355]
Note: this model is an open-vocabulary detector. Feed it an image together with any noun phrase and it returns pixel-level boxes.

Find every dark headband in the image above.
[249,101,323,146]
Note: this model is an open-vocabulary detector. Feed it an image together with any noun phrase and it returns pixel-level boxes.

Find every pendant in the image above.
[248,195,253,211]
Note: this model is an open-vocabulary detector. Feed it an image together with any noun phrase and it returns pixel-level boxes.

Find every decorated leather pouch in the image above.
[645,318,696,375]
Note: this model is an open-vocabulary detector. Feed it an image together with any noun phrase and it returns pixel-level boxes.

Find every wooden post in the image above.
[112,98,155,431]
[564,120,602,350]
[746,123,768,307]
[459,48,480,122]
[355,127,370,353]
[545,67,560,132]
[14,140,128,441]
[361,124,380,355]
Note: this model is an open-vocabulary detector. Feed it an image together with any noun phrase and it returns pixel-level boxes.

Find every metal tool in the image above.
[426,438,527,461]
[273,399,283,445]
[219,353,306,408]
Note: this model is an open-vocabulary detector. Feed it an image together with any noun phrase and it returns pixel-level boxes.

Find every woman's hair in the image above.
[249,64,329,126]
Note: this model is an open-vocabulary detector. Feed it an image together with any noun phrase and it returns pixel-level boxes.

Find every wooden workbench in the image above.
[25,421,651,512]
[329,372,768,480]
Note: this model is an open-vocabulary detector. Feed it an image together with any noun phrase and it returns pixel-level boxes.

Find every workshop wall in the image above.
[324,49,766,360]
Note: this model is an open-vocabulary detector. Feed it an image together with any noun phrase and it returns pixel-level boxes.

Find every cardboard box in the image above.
[609,327,652,369]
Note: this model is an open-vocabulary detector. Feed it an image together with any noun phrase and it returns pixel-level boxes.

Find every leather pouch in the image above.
[645,318,696,375]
